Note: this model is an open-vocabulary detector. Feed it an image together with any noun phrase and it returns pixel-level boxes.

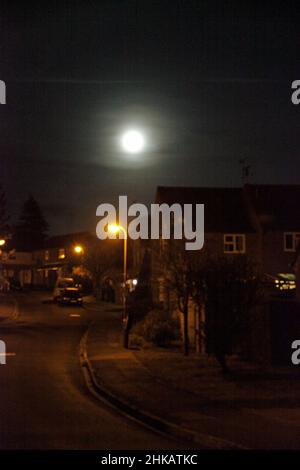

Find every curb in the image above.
[83,302,123,313]
[82,304,100,312]
[79,322,246,450]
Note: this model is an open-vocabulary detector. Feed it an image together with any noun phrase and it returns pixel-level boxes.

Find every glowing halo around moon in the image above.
[121,129,145,154]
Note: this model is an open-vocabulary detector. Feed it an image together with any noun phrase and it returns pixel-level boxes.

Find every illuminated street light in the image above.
[107,224,129,348]
[0,239,6,246]
[107,225,127,287]
[107,224,122,234]
[74,245,83,254]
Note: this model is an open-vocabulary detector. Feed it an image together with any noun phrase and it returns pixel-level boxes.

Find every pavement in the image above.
[0,293,18,322]
[2,292,300,450]
[0,292,182,449]
[85,300,300,450]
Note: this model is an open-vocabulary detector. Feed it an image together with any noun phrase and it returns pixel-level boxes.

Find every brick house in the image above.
[32,231,94,288]
[243,184,300,285]
[132,184,300,357]
[33,232,134,301]
[0,250,34,287]
[2,229,133,301]
[151,186,258,352]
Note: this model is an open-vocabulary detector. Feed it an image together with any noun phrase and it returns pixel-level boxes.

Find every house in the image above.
[32,232,134,302]
[150,186,258,352]
[0,228,132,300]
[152,183,300,292]
[32,231,94,288]
[243,184,300,287]
[0,250,34,287]
[134,184,300,358]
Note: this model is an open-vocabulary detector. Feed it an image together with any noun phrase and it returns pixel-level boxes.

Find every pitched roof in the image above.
[245,184,300,231]
[156,186,254,232]
[45,231,95,249]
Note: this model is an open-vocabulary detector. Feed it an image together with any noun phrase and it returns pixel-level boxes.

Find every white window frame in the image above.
[224,234,246,254]
[284,232,300,252]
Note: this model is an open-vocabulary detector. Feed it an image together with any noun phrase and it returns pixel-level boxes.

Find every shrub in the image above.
[133,308,181,347]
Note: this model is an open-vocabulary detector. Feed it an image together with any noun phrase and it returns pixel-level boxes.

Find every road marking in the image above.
[0,352,16,365]
[70,314,81,318]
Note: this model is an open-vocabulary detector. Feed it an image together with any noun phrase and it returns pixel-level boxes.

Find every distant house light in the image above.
[224,234,246,254]
[58,248,66,259]
[275,273,296,291]
[284,232,300,252]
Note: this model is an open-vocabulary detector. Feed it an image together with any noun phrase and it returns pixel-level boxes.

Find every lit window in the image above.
[224,234,246,254]
[284,232,300,252]
[44,250,49,261]
[58,248,65,259]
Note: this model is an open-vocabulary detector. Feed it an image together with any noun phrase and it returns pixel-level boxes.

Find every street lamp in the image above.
[107,224,129,348]
[74,245,83,254]
[0,239,6,246]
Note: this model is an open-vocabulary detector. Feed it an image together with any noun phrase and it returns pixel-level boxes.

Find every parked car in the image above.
[53,277,83,306]
[264,273,296,298]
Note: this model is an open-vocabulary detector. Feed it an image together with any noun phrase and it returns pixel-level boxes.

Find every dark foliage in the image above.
[193,255,263,372]
[133,308,181,347]
[0,184,9,236]
[14,195,49,250]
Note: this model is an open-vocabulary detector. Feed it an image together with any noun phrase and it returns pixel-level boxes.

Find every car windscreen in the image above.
[58,280,75,288]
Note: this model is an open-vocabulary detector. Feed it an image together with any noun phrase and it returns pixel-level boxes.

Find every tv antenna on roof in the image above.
[239,158,251,184]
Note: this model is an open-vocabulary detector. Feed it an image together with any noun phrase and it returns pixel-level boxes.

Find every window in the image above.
[44,250,49,261]
[58,248,65,259]
[224,234,246,254]
[284,232,300,252]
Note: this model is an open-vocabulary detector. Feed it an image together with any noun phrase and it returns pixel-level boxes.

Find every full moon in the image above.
[121,130,145,154]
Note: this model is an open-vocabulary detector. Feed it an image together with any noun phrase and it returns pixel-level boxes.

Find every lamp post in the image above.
[73,244,84,271]
[74,245,83,255]
[108,224,129,348]
[0,239,5,274]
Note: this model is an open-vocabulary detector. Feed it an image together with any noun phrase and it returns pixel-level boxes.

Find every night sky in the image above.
[1,1,300,234]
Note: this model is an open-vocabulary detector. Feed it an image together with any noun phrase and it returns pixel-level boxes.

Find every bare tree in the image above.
[14,195,48,250]
[192,255,263,373]
[83,239,122,299]
[161,240,197,356]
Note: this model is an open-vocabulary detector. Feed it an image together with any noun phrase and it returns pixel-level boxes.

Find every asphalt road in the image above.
[0,292,181,450]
